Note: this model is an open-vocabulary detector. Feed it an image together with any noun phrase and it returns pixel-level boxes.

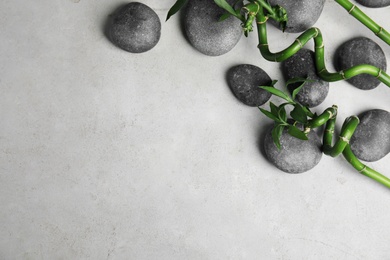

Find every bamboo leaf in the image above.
[290,103,308,124]
[278,104,287,122]
[219,12,231,22]
[286,77,315,101]
[260,86,293,103]
[166,0,188,21]
[302,106,315,118]
[213,0,242,19]
[259,107,280,122]
[287,125,308,140]
[291,84,304,101]
[286,77,307,86]
[272,124,284,150]
[269,102,278,116]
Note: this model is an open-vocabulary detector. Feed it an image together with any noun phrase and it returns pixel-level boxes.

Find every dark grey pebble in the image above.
[268,0,325,33]
[350,109,390,162]
[281,49,329,107]
[335,37,387,90]
[264,125,322,173]
[227,64,272,106]
[183,0,242,56]
[356,0,390,7]
[108,2,161,53]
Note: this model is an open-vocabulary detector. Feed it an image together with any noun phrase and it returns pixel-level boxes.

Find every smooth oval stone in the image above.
[108,2,161,53]
[183,0,242,56]
[268,0,325,33]
[355,0,390,7]
[350,109,390,162]
[335,37,387,90]
[281,48,329,107]
[264,125,322,173]
[227,64,272,106]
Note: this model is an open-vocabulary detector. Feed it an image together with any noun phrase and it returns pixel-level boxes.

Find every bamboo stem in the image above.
[322,112,390,189]
[343,145,390,189]
[254,4,390,88]
[335,0,390,45]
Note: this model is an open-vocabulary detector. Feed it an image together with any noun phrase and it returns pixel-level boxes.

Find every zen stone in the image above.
[183,0,242,56]
[227,64,272,106]
[350,109,390,162]
[108,2,161,53]
[268,0,325,33]
[335,37,387,90]
[281,48,329,107]
[355,0,390,7]
[264,125,322,173]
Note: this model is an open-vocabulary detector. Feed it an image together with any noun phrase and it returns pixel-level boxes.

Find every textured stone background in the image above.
[1,0,390,259]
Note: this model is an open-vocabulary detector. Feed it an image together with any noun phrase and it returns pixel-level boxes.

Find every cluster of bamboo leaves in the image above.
[259,79,316,149]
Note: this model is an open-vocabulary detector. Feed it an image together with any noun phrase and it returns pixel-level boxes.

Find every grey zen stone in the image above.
[108,2,161,53]
[227,64,272,106]
[183,0,242,56]
[264,125,322,173]
[350,109,390,162]
[335,37,387,90]
[356,0,390,7]
[281,48,329,107]
[268,0,325,33]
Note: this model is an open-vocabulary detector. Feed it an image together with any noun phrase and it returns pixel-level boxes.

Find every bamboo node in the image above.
[325,129,334,134]
[348,5,356,14]
[377,69,382,78]
[314,28,319,38]
[254,1,260,13]
[340,70,346,79]
[295,38,303,48]
[315,42,324,49]
[339,136,350,144]
[257,16,268,24]
[375,27,383,36]
[326,110,334,118]
[257,43,268,48]
[359,165,367,173]
[319,68,326,74]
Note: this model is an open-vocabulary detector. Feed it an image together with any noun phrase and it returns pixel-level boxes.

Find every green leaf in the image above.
[290,103,308,124]
[213,0,237,16]
[166,0,188,21]
[286,77,315,101]
[302,106,315,118]
[287,125,308,140]
[213,0,243,20]
[278,104,288,122]
[259,107,280,122]
[269,102,278,116]
[286,77,307,86]
[260,86,293,103]
[291,83,304,101]
[272,124,285,150]
[219,12,231,21]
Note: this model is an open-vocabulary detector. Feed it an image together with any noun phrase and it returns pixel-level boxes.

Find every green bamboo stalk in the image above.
[343,145,390,189]
[254,3,390,88]
[322,112,390,189]
[306,105,338,129]
[322,115,359,157]
[335,0,390,46]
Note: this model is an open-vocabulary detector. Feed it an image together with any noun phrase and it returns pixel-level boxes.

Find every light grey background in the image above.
[1,0,390,259]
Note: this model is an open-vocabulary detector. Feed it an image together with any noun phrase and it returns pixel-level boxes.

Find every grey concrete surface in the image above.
[1,0,390,259]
